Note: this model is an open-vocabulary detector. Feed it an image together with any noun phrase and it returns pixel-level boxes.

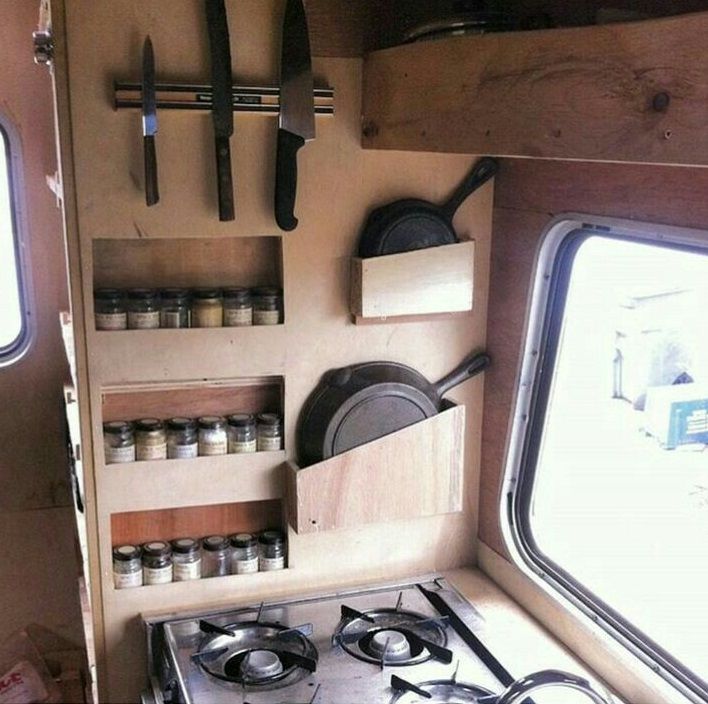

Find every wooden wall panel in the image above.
[480,158,708,556]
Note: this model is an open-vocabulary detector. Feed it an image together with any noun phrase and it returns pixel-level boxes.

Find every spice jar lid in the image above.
[142,540,172,557]
[113,544,140,561]
[135,418,165,432]
[257,413,281,426]
[202,535,230,552]
[160,287,190,300]
[167,417,197,431]
[227,413,256,427]
[251,286,282,299]
[192,287,222,299]
[223,287,251,300]
[171,537,200,554]
[259,529,285,546]
[94,288,123,301]
[127,287,158,299]
[230,532,257,548]
[198,415,226,430]
[103,420,133,435]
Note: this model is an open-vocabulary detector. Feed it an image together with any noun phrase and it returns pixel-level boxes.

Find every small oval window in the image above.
[0,119,32,365]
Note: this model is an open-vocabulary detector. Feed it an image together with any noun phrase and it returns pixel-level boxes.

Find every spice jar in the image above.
[201,535,230,578]
[256,413,282,452]
[252,286,282,325]
[230,533,259,574]
[166,417,198,459]
[227,413,257,454]
[135,418,167,461]
[142,541,173,585]
[159,287,191,328]
[103,421,136,464]
[171,537,202,581]
[258,530,286,571]
[191,288,223,328]
[112,544,142,589]
[127,288,160,329]
[223,287,252,327]
[94,288,127,330]
[198,416,227,456]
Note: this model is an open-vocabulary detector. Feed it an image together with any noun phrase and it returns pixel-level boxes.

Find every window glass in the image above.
[0,125,27,359]
[516,230,708,696]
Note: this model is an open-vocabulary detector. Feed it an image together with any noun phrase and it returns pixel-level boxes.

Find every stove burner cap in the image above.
[369,630,412,660]
[242,650,284,680]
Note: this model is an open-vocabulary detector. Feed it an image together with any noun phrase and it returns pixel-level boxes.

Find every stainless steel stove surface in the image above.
[145,576,511,704]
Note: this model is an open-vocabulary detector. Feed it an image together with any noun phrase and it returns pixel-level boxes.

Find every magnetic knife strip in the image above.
[114,81,334,115]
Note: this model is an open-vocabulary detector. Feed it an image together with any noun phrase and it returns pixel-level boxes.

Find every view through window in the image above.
[0,125,25,357]
[525,233,708,690]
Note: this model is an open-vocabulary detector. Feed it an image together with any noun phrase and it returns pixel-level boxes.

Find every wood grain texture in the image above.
[93,237,281,289]
[350,241,475,318]
[110,499,282,546]
[102,379,282,422]
[287,404,465,533]
[362,12,708,165]
[479,158,708,557]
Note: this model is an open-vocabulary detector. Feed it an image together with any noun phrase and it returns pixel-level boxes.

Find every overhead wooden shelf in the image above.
[286,403,465,534]
[362,12,708,166]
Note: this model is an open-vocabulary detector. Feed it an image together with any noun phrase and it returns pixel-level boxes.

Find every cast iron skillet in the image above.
[356,157,498,258]
[297,351,490,466]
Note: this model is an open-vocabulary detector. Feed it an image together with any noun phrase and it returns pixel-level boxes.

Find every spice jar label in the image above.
[233,557,259,574]
[257,436,282,452]
[228,439,257,454]
[136,443,167,461]
[161,311,184,328]
[199,439,227,456]
[253,309,280,325]
[168,443,198,459]
[174,561,202,581]
[128,311,160,329]
[259,555,285,571]
[105,445,135,464]
[95,312,127,330]
[143,565,172,585]
[113,570,142,589]
[224,308,253,326]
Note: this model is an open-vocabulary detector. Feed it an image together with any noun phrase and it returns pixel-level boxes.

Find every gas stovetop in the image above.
[145,576,516,704]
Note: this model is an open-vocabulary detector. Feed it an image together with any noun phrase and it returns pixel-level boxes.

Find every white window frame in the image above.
[0,113,34,367]
[500,213,708,704]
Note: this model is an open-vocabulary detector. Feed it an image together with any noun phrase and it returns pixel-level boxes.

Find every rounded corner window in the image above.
[0,116,34,368]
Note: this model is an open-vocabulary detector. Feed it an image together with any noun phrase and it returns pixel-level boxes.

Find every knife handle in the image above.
[143,135,159,206]
[214,135,235,221]
[275,128,305,231]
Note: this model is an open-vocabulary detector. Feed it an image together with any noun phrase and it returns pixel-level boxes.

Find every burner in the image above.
[389,676,495,703]
[334,603,450,667]
[195,620,317,690]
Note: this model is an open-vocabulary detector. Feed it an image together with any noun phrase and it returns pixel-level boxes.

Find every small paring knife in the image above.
[142,36,159,206]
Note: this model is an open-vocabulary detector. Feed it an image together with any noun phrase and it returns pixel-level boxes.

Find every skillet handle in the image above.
[440,157,498,221]
[435,352,490,399]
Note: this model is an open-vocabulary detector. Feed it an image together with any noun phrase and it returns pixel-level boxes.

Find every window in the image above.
[503,217,708,702]
[0,118,32,365]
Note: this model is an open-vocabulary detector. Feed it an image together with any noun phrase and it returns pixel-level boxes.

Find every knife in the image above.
[205,0,235,221]
[275,0,315,231]
[142,36,159,206]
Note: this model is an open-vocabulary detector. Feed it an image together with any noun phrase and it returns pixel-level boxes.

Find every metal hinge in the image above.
[33,0,53,66]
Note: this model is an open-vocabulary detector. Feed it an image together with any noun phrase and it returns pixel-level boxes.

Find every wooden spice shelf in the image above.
[286,403,465,534]
[100,451,286,513]
[350,241,475,322]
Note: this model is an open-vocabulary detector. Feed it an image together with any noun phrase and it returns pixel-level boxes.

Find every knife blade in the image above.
[205,0,235,221]
[275,0,315,231]
[142,36,159,206]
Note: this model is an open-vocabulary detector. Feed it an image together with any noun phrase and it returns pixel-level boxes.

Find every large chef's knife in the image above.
[205,0,235,221]
[275,0,315,231]
[142,36,159,206]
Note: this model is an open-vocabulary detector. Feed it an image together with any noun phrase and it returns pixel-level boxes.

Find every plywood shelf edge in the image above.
[286,404,465,534]
[100,451,286,512]
[350,241,475,321]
